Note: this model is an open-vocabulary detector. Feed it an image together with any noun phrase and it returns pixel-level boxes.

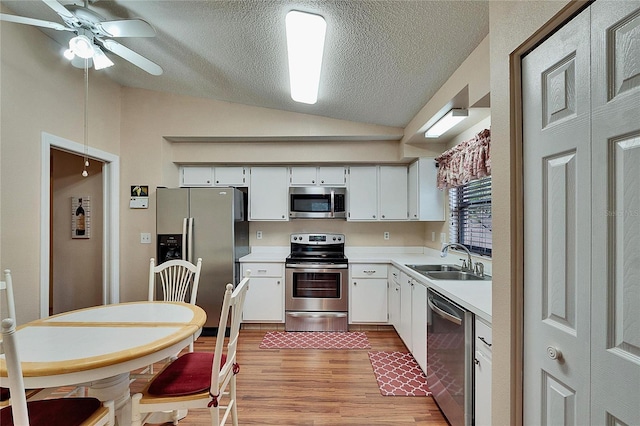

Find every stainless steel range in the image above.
[285,233,348,331]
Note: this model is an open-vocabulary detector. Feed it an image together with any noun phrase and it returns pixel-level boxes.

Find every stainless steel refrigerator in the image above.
[156,187,249,330]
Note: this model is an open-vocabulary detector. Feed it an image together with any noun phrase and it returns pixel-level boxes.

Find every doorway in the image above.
[40,132,120,318]
[50,149,104,314]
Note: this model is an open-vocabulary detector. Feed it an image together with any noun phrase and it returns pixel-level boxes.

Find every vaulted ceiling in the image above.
[1,0,489,129]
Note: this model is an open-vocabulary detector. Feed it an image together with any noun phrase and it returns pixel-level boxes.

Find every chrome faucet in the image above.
[441,243,474,272]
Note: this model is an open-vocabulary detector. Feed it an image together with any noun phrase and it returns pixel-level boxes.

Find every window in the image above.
[449,176,492,256]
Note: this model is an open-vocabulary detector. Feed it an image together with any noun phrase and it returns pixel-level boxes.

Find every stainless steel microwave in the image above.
[289,187,346,219]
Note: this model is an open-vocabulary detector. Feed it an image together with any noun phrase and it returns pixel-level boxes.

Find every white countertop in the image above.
[240,247,492,323]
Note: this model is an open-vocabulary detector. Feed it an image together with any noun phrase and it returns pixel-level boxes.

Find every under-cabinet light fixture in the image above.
[425,109,468,138]
[285,10,326,104]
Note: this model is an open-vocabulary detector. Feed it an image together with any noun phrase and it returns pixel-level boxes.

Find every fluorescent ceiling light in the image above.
[285,10,326,104]
[425,109,469,138]
[92,47,114,70]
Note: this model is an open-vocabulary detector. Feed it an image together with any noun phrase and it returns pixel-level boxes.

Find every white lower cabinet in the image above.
[410,280,427,373]
[398,272,413,349]
[349,263,388,323]
[241,262,284,322]
[474,317,492,426]
[388,266,401,330]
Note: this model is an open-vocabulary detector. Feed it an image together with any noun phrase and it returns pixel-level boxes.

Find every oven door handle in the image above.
[286,264,348,270]
[428,296,462,325]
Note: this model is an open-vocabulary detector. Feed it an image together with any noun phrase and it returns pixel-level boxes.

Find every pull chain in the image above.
[82,57,89,177]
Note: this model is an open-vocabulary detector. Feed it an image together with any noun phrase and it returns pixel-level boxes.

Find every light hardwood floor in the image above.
[130,329,448,426]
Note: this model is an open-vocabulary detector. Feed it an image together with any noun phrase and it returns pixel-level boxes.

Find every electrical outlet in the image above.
[140,233,151,244]
[256,231,263,240]
[440,233,447,243]
[431,231,436,242]
[384,231,390,240]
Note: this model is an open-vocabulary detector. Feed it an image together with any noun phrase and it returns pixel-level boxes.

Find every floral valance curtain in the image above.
[435,128,491,190]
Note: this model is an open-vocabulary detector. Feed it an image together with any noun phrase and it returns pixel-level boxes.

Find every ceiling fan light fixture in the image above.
[63,48,75,60]
[425,109,469,138]
[92,47,114,70]
[285,10,326,105]
[69,34,95,59]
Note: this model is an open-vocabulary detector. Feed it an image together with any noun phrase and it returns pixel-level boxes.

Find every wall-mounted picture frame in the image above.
[72,196,91,239]
[130,185,149,209]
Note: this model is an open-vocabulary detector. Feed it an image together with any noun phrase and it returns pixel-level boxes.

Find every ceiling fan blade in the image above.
[97,19,156,38]
[0,13,73,31]
[100,39,163,76]
[41,0,78,22]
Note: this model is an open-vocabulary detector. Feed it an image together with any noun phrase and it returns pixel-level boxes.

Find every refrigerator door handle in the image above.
[182,218,188,260]
[187,217,194,263]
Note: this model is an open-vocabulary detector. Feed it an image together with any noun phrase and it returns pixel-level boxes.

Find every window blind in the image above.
[449,176,492,256]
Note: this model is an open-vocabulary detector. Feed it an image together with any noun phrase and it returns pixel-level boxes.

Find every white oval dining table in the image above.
[0,301,207,425]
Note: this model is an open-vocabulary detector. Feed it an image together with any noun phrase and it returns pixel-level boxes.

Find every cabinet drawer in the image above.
[351,264,388,278]
[475,318,493,355]
[242,263,283,277]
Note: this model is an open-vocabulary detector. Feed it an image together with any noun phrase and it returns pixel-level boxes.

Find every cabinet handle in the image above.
[547,346,562,361]
[277,281,280,285]
[321,180,325,183]
[478,336,492,347]
[382,214,385,218]
[364,270,376,274]
[353,281,357,285]
[257,269,267,273]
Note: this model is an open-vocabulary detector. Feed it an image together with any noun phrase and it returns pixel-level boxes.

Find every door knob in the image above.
[546,346,563,360]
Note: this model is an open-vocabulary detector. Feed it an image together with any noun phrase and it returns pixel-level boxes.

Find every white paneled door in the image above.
[523,2,640,425]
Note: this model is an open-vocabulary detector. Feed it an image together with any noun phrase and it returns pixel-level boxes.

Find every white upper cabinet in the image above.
[181,166,213,187]
[213,166,246,187]
[180,166,247,187]
[347,165,407,221]
[379,165,408,220]
[347,166,378,220]
[249,167,289,221]
[408,158,445,221]
[290,166,346,186]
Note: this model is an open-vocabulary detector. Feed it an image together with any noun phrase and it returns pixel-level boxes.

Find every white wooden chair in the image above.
[136,257,203,378]
[1,270,48,406]
[0,318,115,426]
[149,258,203,307]
[131,271,250,426]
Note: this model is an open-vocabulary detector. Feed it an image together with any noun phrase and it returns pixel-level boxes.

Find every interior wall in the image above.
[489,1,574,425]
[0,6,121,324]
[51,149,103,314]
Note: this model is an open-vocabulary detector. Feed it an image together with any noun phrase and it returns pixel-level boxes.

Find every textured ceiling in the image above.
[2,0,489,128]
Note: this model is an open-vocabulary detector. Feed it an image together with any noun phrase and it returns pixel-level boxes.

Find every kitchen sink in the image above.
[425,271,490,281]
[406,264,462,273]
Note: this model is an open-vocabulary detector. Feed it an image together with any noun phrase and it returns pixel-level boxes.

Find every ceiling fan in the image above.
[1,0,163,75]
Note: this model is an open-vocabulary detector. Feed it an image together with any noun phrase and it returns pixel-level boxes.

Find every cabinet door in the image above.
[249,167,289,220]
[411,281,427,373]
[347,166,378,220]
[317,167,346,186]
[350,278,388,323]
[408,161,419,219]
[398,272,413,349]
[243,277,284,322]
[379,165,408,220]
[214,167,246,186]
[475,318,492,425]
[388,268,401,330]
[181,166,213,187]
[408,158,444,221]
[289,167,317,185]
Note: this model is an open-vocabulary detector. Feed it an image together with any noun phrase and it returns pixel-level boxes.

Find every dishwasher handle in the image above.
[428,295,463,325]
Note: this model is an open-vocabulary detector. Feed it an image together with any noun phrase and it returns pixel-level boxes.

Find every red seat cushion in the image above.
[0,397,102,426]
[0,387,9,401]
[148,352,227,397]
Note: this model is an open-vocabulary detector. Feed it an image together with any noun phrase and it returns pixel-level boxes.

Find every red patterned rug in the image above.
[368,351,432,396]
[259,331,371,349]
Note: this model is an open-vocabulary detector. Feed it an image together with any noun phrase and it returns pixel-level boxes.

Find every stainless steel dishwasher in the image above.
[427,288,473,426]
